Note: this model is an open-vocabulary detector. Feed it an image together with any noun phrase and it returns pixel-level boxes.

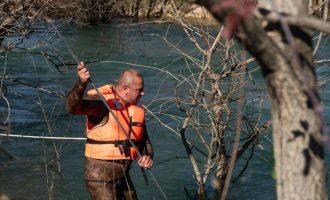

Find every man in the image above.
[66,62,153,200]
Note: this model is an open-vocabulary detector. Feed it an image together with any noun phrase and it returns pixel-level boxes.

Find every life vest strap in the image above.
[87,138,139,158]
[131,122,144,127]
[86,138,139,146]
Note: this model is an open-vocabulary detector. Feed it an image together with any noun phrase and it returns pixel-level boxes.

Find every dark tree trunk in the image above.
[134,0,140,19]
[147,0,155,18]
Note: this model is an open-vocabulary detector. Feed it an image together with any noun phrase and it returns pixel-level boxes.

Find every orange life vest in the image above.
[84,84,144,160]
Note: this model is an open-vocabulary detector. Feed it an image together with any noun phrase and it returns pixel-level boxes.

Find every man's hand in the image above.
[138,155,153,169]
[77,62,90,83]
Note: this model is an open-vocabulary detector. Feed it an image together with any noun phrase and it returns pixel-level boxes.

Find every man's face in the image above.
[125,76,144,105]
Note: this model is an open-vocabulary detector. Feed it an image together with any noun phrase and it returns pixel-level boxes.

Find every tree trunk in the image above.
[260,1,327,199]
[271,63,326,199]
[147,0,155,18]
[134,0,140,18]
[196,0,328,199]
[266,36,327,199]
[214,140,228,191]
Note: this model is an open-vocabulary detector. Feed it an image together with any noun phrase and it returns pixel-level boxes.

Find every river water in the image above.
[0,19,329,200]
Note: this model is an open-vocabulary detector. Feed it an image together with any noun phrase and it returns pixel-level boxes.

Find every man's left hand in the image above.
[138,155,153,169]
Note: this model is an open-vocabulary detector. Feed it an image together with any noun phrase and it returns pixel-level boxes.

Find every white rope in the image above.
[0,133,86,140]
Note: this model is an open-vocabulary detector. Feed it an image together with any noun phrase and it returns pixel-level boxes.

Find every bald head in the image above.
[118,69,143,86]
[115,69,144,105]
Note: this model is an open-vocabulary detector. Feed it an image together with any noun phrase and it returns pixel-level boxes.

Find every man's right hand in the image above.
[77,62,90,83]
[138,155,153,169]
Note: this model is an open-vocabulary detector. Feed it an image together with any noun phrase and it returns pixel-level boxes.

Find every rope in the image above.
[0,133,86,140]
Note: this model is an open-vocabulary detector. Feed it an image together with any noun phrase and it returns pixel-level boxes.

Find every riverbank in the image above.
[163,3,218,23]
[29,0,217,24]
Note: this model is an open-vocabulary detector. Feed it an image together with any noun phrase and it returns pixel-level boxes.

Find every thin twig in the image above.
[221,51,247,200]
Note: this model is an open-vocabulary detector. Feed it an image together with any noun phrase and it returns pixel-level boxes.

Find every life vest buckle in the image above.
[116,140,130,157]
[121,139,130,157]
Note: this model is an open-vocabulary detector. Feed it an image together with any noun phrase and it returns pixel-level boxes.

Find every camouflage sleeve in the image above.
[66,79,88,115]
[66,79,108,119]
